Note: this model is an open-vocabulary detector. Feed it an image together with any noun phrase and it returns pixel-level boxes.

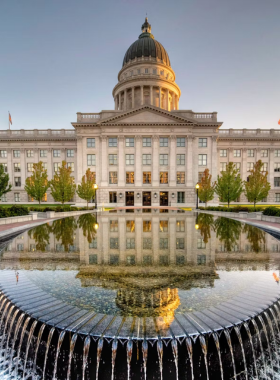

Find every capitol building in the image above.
[1,18,280,207]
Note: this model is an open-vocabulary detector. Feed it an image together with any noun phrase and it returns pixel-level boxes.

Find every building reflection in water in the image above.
[1,210,280,330]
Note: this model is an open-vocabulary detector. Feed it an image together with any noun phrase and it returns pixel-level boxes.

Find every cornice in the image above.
[0,137,77,142]
[218,137,280,141]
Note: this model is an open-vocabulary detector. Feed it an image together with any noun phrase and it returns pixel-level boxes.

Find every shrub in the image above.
[263,207,280,217]
[0,205,29,218]
[199,206,263,213]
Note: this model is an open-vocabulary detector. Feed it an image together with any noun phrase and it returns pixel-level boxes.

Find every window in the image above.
[274,163,280,172]
[126,172,134,184]
[14,177,21,187]
[126,221,135,232]
[108,138,118,147]
[126,154,134,165]
[1,194,7,202]
[176,238,185,249]
[126,138,134,147]
[143,238,152,249]
[13,150,20,158]
[126,238,135,249]
[197,238,206,249]
[177,154,185,165]
[14,193,20,202]
[275,150,280,157]
[67,149,74,157]
[234,150,241,157]
[137,69,141,74]
[143,255,152,264]
[143,221,152,232]
[177,172,185,184]
[160,238,168,249]
[109,192,117,203]
[143,137,151,147]
[272,245,279,252]
[247,149,254,157]
[160,137,168,147]
[197,255,206,265]
[67,162,74,171]
[54,163,60,173]
[110,238,119,249]
[160,70,164,75]
[87,154,96,166]
[87,138,95,148]
[274,178,280,187]
[176,255,185,265]
[26,150,33,158]
[198,154,207,166]
[130,70,133,76]
[89,238,97,249]
[261,163,268,172]
[142,154,151,165]
[109,154,117,165]
[0,150,7,158]
[234,163,241,172]
[176,220,185,232]
[40,150,47,158]
[17,244,24,251]
[14,163,21,172]
[143,172,151,184]
[145,68,149,74]
[261,197,267,202]
[247,162,254,172]
[198,138,207,147]
[53,150,60,157]
[110,220,118,232]
[220,163,227,172]
[27,163,34,172]
[176,138,185,147]
[198,172,204,182]
[160,172,168,184]
[220,150,227,157]
[110,254,119,265]
[160,154,168,165]
[159,255,168,265]
[177,192,185,203]
[276,194,280,202]
[159,221,168,232]
[109,172,118,184]
[89,254,97,264]
[261,149,268,157]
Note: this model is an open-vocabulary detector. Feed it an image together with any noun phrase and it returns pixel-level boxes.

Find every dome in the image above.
[122,18,171,67]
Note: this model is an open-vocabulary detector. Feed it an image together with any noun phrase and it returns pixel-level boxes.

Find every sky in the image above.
[0,0,279,130]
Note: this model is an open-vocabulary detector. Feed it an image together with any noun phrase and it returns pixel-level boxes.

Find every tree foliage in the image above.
[198,169,216,207]
[215,217,242,252]
[51,217,77,251]
[78,213,97,243]
[196,213,215,243]
[24,162,49,204]
[215,162,243,208]
[244,160,271,209]
[77,169,96,209]
[0,164,12,199]
[242,223,266,253]
[50,161,76,204]
[28,224,51,251]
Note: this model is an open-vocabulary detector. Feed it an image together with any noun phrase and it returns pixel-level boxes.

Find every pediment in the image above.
[99,106,195,125]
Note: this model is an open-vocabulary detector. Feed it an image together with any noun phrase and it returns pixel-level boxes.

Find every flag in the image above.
[9,113,12,125]
[278,119,280,125]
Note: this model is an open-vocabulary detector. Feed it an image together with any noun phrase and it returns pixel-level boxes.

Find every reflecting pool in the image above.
[1,210,280,379]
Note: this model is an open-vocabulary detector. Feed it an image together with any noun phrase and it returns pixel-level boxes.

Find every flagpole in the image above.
[8,111,10,130]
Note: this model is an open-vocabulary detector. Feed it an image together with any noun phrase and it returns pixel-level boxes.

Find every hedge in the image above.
[262,207,280,217]
[199,206,264,213]
[28,205,95,212]
[0,205,29,218]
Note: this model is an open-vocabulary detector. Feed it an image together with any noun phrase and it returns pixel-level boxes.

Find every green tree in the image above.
[215,162,243,208]
[77,169,96,209]
[78,213,97,243]
[198,169,216,207]
[243,224,266,253]
[28,224,51,251]
[24,162,49,204]
[0,164,12,199]
[215,217,242,252]
[244,160,271,210]
[196,213,215,244]
[50,161,76,204]
[51,217,77,251]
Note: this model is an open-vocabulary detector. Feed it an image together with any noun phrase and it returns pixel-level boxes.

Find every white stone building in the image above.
[0,18,279,207]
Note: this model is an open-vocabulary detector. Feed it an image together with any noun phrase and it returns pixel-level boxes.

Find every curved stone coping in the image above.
[1,270,280,340]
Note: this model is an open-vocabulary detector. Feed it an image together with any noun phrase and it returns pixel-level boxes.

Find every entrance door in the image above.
[126,192,134,206]
[160,192,168,206]
[142,192,151,206]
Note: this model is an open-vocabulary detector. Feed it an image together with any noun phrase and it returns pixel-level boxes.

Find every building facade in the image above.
[0,18,279,207]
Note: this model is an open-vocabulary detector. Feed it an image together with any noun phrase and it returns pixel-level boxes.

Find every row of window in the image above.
[108,191,186,203]
[220,149,280,158]
[108,219,186,232]
[87,137,208,148]
[108,172,185,185]
[0,149,75,159]
[88,154,187,166]
[220,162,269,172]
[6,162,74,173]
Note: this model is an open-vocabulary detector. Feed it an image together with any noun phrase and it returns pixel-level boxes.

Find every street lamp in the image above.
[195,183,199,210]
[94,213,99,230]
[94,184,98,210]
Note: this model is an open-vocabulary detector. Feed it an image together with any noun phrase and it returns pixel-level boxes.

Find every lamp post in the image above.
[94,184,98,210]
[94,212,99,230]
[195,183,199,210]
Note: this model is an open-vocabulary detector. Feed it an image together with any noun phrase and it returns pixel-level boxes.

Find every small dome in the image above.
[122,18,171,67]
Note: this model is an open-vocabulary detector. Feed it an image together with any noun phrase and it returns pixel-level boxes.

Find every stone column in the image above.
[169,217,176,264]
[132,87,135,109]
[211,137,218,182]
[135,136,142,188]
[165,89,169,111]
[150,86,153,106]
[176,95,179,109]
[269,148,274,190]
[102,217,109,264]
[172,92,175,110]
[186,136,193,187]
[124,89,127,111]
[242,149,247,182]
[20,149,26,190]
[169,135,176,187]
[152,135,159,188]
[118,136,125,187]
[119,217,126,263]
[118,93,121,111]
[101,136,108,187]
[141,86,144,106]
[152,216,159,263]
[159,87,162,108]
[135,217,142,263]
[114,97,118,110]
